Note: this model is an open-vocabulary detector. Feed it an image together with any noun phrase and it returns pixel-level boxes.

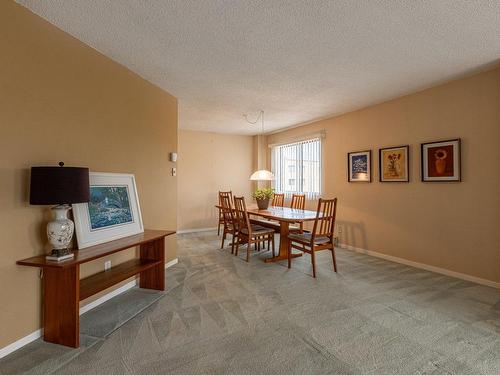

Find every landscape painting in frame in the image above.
[73,172,144,249]
[348,150,371,182]
[379,145,409,182]
[421,139,461,182]
[88,186,133,230]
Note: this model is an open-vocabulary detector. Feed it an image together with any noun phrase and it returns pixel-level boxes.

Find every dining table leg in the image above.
[264,221,302,263]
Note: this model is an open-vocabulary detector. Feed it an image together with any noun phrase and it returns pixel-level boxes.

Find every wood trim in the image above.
[43,266,80,348]
[17,230,175,269]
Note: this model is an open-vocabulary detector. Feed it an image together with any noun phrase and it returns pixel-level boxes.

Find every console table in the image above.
[17,229,175,348]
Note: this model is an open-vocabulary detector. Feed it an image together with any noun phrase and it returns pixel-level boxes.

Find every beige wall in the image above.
[0,1,178,348]
[266,67,500,284]
[178,130,253,230]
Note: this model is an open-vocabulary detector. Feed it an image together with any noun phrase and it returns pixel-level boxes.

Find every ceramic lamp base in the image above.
[47,204,75,254]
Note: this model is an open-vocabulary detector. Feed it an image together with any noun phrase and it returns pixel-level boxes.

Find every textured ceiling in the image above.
[17,1,500,135]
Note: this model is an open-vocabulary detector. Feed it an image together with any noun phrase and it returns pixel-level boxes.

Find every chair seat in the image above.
[288,233,331,245]
[241,226,275,236]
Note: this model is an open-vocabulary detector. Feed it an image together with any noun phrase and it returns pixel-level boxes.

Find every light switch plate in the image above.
[171,167,176,176]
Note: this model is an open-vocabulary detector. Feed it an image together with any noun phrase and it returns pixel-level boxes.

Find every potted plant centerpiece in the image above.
[252,188,274,210]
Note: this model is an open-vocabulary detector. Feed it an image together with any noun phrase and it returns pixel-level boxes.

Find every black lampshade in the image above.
[30,164,90,205]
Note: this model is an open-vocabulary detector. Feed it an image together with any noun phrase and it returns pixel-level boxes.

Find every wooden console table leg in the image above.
[139,238,165,291]
[43,266,80,348]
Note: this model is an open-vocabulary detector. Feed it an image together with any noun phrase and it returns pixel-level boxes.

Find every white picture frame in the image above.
[73,172,144,249]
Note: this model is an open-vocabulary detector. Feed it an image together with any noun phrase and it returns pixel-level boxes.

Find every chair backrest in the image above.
[220,194,235,228]
[311,198,338,240]
[233,196,251,235]
[272,193,285,207]
[290,194,306,210]
[218,190,233,205]
[218,191,233,218]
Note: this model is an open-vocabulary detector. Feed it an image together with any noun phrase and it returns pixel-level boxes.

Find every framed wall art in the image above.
[421,139,461,182]
[73,172,144,249]
[348,150,371,182]
[379,145,409,182]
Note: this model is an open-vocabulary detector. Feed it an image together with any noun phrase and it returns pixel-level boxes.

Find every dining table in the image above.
[246,205,318,263]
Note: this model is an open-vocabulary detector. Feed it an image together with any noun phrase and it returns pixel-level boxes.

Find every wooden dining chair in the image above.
[290,194,306,233]
[272,193,285,207]
[219,194,239,253]
[287,198,338,278]
[233,196,275,262]
[290,194,305,210]
[217,191,233,236]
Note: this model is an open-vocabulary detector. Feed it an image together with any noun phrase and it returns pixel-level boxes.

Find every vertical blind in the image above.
[271,138,321,199]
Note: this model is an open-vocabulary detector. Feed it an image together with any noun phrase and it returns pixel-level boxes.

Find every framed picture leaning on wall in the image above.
[379,145,409,182]
[421,139,461,182]
[348,150,371,182]
[72,172,144,249]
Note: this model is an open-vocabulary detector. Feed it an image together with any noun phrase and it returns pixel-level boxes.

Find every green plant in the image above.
[252,188,274,200]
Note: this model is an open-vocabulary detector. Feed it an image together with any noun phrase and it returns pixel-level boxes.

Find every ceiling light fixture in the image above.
[244,110,275,181]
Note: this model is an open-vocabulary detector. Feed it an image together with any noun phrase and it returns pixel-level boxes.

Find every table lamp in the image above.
[30,162,90,261]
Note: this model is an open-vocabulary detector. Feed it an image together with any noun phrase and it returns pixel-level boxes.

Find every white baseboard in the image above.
[165,258,178,268]
[177,227,217,234]
[0,257,179,359]
[340,243,500,289]
[0,329,43,359]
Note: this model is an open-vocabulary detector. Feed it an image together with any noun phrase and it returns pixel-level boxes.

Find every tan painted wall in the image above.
[178,130,253,230]
[0,1,178,348]
[266,67,500,284]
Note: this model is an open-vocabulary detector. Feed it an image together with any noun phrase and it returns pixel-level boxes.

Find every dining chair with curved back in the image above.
[218,191,233,236]
[290,194,305,210]
[287,198,338,278]
[290,194,306,233]
[233,196,275,262]
[219,194,238,253]
[272,193,285,207]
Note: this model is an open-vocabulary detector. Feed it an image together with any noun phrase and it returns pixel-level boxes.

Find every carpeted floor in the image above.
[1,231,499,374]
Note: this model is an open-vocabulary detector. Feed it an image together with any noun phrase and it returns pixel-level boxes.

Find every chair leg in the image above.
[220,229,226,249]
[287,242,292,269]
[331,248,337,272]
[271,235,275,257]
[246,242,251,262]
[231,234,236,254]
[311,250,317,278]
[235,238,240,256]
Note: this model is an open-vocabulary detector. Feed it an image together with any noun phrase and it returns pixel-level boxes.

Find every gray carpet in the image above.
[1,232,499,374]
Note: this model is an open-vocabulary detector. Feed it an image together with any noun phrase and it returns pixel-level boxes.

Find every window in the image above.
[271,138,321,199]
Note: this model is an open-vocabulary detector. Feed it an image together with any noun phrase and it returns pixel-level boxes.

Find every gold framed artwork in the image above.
[421,139,461,182]
[379,145,409,182]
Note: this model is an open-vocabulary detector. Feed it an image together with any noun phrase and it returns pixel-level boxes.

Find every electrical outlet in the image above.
[337,225,343,234]
[104,260,112,271]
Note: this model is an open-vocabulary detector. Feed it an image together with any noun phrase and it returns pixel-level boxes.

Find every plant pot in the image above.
[435,159,446,175]
[256,198,270,210]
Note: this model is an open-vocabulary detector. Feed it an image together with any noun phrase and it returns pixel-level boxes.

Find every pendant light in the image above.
[245,110,274,181]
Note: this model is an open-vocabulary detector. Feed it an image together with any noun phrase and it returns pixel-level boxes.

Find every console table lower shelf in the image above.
[17,229,176,348]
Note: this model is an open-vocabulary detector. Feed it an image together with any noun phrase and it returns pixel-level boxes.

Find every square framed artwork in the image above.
[421,139,461,182]
[379,145,409,182]
[72,172,144,249]
[348,150,371,182]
